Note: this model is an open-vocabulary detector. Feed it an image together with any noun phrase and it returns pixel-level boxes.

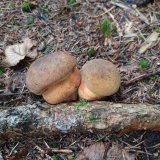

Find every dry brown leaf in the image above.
[106,143,137,160]
[138,32,159,54]
[75,142,105,160]
[123,150,137,160]
[106,143,122,160]
[3,37,38,67]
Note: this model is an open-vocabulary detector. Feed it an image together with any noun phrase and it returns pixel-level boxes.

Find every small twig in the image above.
[146,143,160,149]
[123,70,160,85]
[144,147,150,160]
[152,143,160,148]
[122,150,126,160]
[9,142,19,156]
[120,140,142,150]
[128,149,152,156]
[46,148,73,154]
[110,1,149,25]
[0,92,29,96]
[89,6,115,18]
[30,145,52,159]
[43,140,50,149]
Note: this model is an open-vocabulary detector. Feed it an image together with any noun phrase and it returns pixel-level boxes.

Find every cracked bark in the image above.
[0,101,159,138]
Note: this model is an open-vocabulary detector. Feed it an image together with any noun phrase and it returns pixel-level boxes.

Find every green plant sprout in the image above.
[52,155,60,160]
[41,4,48,10]
[9,2,15,9]
[22,2,32,12]
[86,114,101,124]
[74,99,90,111]
[101,19,117,38]
[150,75,158,81]
[156,14,160,20]
[138,59,149,69]
[67,0,76,5]
[0,84,4,90]
[87,48,96,57]
[0,66,5,76]
[75,47,81,55]
[26,16,34,25]
[155,26,160,33]
[138,35,145,42]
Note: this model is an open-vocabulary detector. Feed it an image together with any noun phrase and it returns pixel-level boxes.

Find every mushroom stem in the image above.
[42,68,81,104]
[78,81,102,101]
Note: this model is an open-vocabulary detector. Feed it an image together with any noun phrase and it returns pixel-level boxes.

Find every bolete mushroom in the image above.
[26,51,81,104]
[78,59,121,100]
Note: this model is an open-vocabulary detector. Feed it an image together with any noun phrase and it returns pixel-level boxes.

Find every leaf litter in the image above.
[0,0,160,159]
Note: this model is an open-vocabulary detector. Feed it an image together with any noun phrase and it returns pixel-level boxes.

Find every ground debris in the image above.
[75,142,105,160]
[3,37,38,67]
[0,0,160,159]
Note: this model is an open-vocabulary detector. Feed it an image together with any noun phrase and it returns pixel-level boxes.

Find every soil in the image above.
[0,0,159,159]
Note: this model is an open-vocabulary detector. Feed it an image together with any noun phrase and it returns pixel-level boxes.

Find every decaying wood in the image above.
[0,101,159,138]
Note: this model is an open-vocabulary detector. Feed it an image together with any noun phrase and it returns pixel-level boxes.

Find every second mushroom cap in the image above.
[78,59,121,100]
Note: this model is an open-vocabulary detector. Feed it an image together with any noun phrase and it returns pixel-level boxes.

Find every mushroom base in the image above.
[78,81,103,101]
[42,68,81,104]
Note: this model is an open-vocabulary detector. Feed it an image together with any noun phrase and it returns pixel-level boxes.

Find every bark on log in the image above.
[0,101,159,138]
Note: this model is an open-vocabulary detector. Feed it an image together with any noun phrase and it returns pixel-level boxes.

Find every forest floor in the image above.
[0,0,160,159]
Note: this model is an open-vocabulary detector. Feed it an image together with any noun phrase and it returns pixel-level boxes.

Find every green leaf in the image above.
[138,59,149,69]
[67,0,76,5]
[26,16,34,25]
[87,48,96,57]
[22,2,32,12]
[0,66,5,76]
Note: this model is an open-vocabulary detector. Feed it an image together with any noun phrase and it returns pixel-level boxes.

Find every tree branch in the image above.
[0,101,159,138]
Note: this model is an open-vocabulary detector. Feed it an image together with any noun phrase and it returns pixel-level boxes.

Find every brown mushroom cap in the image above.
[42,68,81,104]
[78,59,121,100]
[26,51,77,94]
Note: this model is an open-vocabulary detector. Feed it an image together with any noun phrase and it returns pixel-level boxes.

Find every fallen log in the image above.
[0,101,159,138]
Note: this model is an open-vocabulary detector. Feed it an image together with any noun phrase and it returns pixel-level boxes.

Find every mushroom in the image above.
[78,59,121,101]
[26,51,81,104]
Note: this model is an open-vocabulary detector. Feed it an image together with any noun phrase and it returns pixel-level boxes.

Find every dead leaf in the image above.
[106,143,137,160]
[3,37,38,67]
[11,72,26,92]
[138,32,159,54]
[106,143,122,160]
[75,142,105,160]
[123,150,137,160]
[124,21,134,35]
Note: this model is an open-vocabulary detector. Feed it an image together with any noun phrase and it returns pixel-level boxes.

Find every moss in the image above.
[21,2,33,12]
[138,59,149,69]
[87,48,96,58]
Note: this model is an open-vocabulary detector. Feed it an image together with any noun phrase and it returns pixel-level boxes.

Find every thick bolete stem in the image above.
[42,68,81,104]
